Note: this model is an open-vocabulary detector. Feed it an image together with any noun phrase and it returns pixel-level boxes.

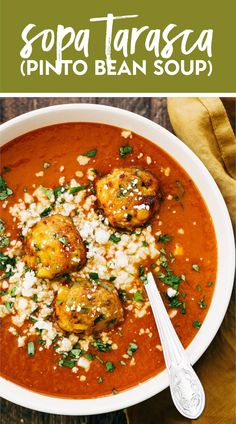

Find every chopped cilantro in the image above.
[29,315,37,324]
[112,388,118,395]
[69,185,87,194]
[109,234,121,243]
[41,187,54,200]
[142,241,148,247]
[105,361,115,372]
[198,297,207,309]
[0,175,13,200]
[56,299,63,305]
[89,182,96,195]
[192,264,200,272]
[0,235,9,248]
[193,320,202,329]
[84,353,94,361]
[139,265,147,283]
[126,213,133,222]
[94,315,105,325]
[40,207,52,217]
[8,286,17,297]
[4,301,14,311]
[54,186,66,197]
[207,281,213,287]
[138,265,145,277]
[58,359,75,368]
[168,296,182,308]
[82,149,97,157]
[70,348,82,357]
[158,234,173,244]
[127,342,138,357]
[0,252,16,271]
[64,273,71,283]
[118,289,127,302]
[97,377,103,383]
[38,339,46,346]
[80,307,89,313]
[58,236,68,246]
[181,301,186,314]
[134,291,143,302]
[196,284,202,292]
[0,219,5,233]
[159,255,168,268]
[119,145,133,157]
[89,272,99,282]
[109,276,116,282]
[92,338,112,352]
[158,272,181,290]
[43,162,51,169]
[27,341,35,356]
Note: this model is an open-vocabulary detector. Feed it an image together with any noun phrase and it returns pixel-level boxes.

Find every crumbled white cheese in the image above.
[77,357,91,371]
[77,155,90,166]
[156,344,163,351]
[167,287,177,298]
[75,171,84,178]
[121,130,132,139]
[35,171,44,177]
[18,336,26,347]
[95,228,110,245]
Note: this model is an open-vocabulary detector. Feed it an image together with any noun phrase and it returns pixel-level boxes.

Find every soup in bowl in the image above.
[0,104,234,415]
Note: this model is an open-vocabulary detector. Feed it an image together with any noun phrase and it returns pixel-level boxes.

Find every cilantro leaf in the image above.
[119,145,133,158]
[82,149,97,157]
[158,234,173,244]
[0,175,13,200]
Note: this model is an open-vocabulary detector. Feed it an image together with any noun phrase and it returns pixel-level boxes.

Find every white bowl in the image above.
[0,104,235,415]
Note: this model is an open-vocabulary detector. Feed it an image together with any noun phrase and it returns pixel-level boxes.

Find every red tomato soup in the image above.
[0,123,217,398]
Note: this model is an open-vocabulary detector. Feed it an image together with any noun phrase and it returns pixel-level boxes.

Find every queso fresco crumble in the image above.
[0,124,216,396]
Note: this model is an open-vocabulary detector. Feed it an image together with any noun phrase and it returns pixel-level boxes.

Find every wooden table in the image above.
[0,97,171,424]
[0,97,234,424]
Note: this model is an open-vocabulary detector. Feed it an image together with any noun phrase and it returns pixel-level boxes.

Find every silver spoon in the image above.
[145,272,205,419]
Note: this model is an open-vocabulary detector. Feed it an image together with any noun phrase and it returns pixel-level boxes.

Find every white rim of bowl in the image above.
[0,104,235,415]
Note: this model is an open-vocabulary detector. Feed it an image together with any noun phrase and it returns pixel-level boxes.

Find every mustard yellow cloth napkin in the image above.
[126,97,236,424]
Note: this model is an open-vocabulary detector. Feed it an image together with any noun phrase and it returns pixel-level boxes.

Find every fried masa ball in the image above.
[96,167,161,230]
[24,214,86,279]
[55,279,124,335]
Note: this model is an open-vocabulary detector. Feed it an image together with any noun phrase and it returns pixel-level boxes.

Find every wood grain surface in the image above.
[0,97,171,424]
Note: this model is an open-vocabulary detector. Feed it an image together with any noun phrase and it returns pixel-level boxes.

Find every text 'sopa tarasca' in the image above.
[20,14,213,78]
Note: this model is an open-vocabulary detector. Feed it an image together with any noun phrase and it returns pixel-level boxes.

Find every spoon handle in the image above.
[146,272,205,419]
